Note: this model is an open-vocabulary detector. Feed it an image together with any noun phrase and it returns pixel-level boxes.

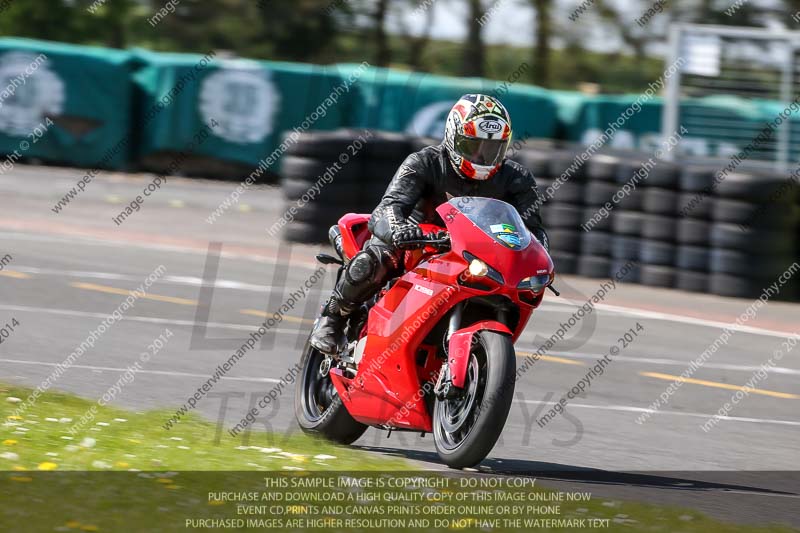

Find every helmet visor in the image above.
[455,135,508,166]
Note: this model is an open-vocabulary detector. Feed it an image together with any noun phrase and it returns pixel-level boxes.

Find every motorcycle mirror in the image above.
[316,253,343,265]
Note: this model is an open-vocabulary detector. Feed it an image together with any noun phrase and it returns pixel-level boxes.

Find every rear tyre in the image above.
[433,331,515,469]
[294,339,367,445]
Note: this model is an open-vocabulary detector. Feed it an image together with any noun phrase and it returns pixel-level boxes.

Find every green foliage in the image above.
[0,0,85,44]
[256,0,341,62]
[0,0,787,94]
[0,0,144,48]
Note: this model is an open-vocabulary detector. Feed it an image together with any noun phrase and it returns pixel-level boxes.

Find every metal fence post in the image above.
[661,24,682,162]
[778,40,794,173]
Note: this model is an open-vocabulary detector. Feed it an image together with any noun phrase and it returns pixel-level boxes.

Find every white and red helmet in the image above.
[444,94,512,180]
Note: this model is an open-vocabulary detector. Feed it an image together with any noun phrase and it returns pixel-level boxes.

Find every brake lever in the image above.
[547,285,560,296]
[398,238,450,250]
[397,240,428,250]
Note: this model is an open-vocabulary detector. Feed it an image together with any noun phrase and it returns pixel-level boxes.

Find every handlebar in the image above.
[398,235,560,295]
[397,236,451,251]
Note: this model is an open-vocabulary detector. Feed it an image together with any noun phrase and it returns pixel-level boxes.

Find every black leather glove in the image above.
[391,224,424,248]
[532,227,550,252]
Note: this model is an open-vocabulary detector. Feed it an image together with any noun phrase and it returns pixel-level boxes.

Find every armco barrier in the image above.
[0,38,136,170]
[280,129,799,302]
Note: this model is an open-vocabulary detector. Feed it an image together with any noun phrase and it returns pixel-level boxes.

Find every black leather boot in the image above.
[310,242,399,354]
[309,298,348,354]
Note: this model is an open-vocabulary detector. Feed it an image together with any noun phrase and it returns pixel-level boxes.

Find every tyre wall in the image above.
[280,129,799,302]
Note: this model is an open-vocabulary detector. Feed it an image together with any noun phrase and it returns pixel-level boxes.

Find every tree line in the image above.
[0,0,790,92]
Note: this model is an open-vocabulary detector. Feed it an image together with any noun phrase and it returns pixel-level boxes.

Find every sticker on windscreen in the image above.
[490,223,516,233]
[496,232,521,248]
[490,223,521,248]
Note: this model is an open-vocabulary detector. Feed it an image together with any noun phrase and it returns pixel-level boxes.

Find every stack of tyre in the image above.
[515,142,585,276]
[667,165,714,293]
[612,153,683,289]
[280,130,799,301]
[701,166,799,300]
[668,165,800,300]
[280,130,363,243]
[581,150,665,284]
[514,143,799,301]
[280,130,419,243]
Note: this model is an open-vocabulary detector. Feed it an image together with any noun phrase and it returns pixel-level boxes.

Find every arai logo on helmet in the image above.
[477,119,502,134]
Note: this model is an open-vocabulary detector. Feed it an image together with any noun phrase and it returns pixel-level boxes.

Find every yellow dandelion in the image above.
[65,521,81,528]
[10,476,32,482]
[164,484,180,490]
[6,415,22,421]
[2,439,17,445]
[37,461,58,470]
[156,478,173,484]
[114,462,129,468]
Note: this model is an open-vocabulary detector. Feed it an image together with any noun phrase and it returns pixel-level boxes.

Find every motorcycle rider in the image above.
[310,94,549,354]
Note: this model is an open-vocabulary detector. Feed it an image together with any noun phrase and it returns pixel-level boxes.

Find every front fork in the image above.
[434,302,511,400]
[434,302,464,400]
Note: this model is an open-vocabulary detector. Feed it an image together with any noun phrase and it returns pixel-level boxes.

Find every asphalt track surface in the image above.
[1,165,799,528]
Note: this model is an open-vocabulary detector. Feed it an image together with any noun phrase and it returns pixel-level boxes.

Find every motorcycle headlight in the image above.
[462,251,504,285]
[468,258,489,277]
[518,273,552,293]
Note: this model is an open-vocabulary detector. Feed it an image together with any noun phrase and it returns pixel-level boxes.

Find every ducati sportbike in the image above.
[295,197,556,468]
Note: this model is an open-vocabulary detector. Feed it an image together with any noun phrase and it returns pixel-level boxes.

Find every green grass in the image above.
[0,382,408,472]
[0,383,797,533]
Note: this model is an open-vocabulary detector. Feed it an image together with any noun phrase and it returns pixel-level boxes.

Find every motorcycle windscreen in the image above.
[445,197,532,250]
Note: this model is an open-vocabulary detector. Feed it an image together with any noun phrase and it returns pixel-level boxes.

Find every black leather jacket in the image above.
[368,143,549,249]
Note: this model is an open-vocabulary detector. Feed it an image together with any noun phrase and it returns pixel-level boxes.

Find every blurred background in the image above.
[1,4,799,512]
[0,0,798,299]
[4,0,798,90]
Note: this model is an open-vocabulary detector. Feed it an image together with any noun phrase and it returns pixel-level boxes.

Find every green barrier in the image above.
[561,93,664,150]
[751,97,800,161]
[5,38,796,173]
[0,38,136,170]
[334,64,558,140]
[562,93,800,158]
[132,50,359,169]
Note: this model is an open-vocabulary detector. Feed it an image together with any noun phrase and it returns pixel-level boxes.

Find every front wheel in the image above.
[294,338,367,445]
[433,331,516,468]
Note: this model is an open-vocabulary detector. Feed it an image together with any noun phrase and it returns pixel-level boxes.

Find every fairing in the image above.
[329,197,554,431]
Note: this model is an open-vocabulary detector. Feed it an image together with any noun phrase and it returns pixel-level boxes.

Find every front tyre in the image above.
[294,338,367,445]
[433,331,516,468]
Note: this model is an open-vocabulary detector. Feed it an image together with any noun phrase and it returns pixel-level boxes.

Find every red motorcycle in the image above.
[295,197,555,468]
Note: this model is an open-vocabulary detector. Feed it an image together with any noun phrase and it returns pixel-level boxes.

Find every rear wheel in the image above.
[433,331,516,469]
[294,339,367,444]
